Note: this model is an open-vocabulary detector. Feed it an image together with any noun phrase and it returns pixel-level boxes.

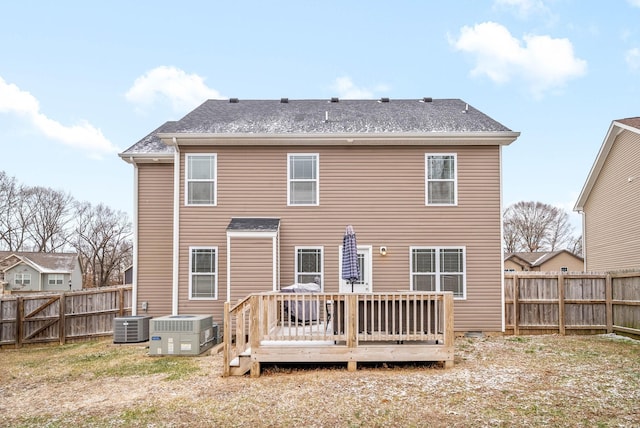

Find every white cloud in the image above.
[0,76,118,158]
[451,22,587,97]
[493,0,550,18]
[329,76,388,99]
[628,0,640,8]
[626,47,640,71]
[125,66,224,113]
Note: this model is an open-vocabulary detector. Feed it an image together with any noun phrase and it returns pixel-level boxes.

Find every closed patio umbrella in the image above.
[341,225,360,292]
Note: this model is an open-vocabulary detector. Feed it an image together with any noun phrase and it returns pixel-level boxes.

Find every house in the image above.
[504,250,584,272]
[574,117,640,271]
[119,98,519,333]
[123,265,133,285]
[0,251,83,293]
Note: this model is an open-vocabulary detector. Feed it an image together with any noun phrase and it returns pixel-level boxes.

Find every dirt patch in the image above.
[1,334,639,427]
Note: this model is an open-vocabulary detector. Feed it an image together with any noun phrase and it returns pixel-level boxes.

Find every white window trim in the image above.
[189,246,218,300]
[185,153,217,206]
[425,153,458,206]
[48,274,64,286]
[409,246,466,300]
[15,273,31,285]
[294,246,324,290]
[287,153,319,206]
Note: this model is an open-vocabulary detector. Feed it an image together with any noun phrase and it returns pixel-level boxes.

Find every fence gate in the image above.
[18,295,63,345]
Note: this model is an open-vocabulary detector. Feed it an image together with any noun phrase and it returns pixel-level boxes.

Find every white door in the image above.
[339,245,372,293]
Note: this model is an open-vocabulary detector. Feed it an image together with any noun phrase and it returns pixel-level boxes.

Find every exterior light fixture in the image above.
[379,246,387,256]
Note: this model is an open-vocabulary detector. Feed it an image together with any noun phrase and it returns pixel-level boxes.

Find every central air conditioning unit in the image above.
[113,315,152,344]
[149,314,216,356]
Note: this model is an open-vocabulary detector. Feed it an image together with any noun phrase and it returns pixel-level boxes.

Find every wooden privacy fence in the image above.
[0,286,132,347]
[505,272,640,336]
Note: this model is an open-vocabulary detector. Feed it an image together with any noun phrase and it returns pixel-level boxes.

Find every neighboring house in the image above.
[574,117,640,271]
[0,251,83,293]
[123,265,133,285]
[504,251,584,272]
[119,98,519,332]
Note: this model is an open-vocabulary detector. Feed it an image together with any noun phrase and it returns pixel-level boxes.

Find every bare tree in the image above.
[569,235,583,258]
[73,202,132,287]
[503,215,520,253]
[0,172,31,251]
[503,201,575,253]
[24,186,74,252]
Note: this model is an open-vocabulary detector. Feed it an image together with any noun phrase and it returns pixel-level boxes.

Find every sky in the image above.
[2,0,640,235]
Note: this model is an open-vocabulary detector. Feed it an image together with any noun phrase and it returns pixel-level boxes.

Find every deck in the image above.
[223,291,454,377]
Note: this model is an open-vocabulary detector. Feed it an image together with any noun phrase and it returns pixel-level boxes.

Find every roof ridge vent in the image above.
[280,98,289,103]
[229,98,239,103]
[421,97,433,103]
[379,97,390,103]
[330,97,339,103]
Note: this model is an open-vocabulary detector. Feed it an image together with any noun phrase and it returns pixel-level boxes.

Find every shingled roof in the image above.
[0,252,79,273]
[120,98,517,158]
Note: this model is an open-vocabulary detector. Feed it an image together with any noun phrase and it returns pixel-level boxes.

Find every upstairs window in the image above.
[186,154,217,206]
[288,154,319,205]
[295,247,323,286]
[426,154,457,205]
[189,247,218,299]
[411,247,466,299]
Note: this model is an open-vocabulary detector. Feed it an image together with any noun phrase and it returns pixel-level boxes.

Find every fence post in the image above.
[513,275,519,336]
[59,294,66,345]
[118,287,125,317]
[16,296,23,349]
[605,273,613,333]
[558,273,565,335]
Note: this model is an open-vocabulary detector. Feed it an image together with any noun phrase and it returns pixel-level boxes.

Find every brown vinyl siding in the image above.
[584,130,640,271]
[136,163,174,316]
[227,238,275,302]
[169,143,504,331]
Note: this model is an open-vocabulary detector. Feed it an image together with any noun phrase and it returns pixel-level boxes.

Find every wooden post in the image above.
[249,295,261,378]
[118,287,125,317]
[16,297,23,349]
[347,294,357,372]
[513,275,519,336]
[443,293,455,369]
[59,293,66,345]
[605,273,613,333]
[558,274,565,335]
[223,301,230,377]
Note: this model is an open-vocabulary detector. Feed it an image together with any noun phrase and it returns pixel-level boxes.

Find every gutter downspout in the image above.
[131,157,139,315]
[499,145,506,333]
[579,210,587,271]
[172,139,180,315]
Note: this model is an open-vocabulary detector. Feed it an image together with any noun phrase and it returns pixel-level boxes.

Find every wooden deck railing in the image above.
[223,291,454,377]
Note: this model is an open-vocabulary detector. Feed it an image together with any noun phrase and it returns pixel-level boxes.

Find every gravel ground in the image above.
[1,334,639,427]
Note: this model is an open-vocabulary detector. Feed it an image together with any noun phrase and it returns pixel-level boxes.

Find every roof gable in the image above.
[505,250,583,268]
[575,117,640,211]
[0,251,78,273]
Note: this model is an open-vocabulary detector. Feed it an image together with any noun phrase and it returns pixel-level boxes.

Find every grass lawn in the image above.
[0,334,638,427]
